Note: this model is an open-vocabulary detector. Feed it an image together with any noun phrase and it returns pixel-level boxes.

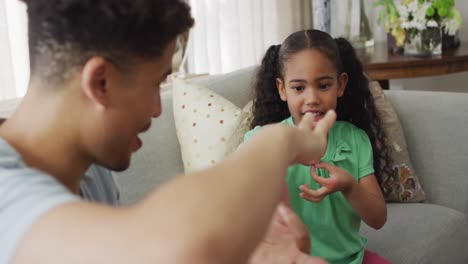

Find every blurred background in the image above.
[1,0,467,100]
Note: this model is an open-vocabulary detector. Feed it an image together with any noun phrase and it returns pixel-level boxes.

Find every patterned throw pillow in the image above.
[172,77,251,173]
[369,82,426,202]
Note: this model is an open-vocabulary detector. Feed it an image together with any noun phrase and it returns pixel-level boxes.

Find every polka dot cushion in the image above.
[173,77,251,173]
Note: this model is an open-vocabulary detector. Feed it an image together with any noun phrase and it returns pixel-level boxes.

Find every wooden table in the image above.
[356,42,468,89]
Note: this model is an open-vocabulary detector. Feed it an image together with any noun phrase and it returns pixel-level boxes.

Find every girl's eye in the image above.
[319,84,331,90]
[292,86,304,91]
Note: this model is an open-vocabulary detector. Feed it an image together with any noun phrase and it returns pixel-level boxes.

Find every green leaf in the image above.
[438,6,449,17]
[426,6,435,16]
[433,0,443,8]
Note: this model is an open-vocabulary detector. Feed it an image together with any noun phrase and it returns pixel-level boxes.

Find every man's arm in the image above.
[13,112,335,264]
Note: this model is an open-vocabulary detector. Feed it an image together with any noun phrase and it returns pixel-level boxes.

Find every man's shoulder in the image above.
[0,137,49,182]
[0,156,78,264]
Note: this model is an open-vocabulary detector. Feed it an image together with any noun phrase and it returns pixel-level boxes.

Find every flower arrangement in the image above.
[375,0,463,47]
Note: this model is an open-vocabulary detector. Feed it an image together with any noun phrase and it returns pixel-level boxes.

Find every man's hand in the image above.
[293,111,336,166]
[248,203,327,264]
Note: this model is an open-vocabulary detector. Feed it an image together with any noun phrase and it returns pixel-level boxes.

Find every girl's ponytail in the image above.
[334,37,369,127]
[250,45,289,128]
[335,37,392,190]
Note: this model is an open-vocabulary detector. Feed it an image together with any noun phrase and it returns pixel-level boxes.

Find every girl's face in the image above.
[276,49,348,125]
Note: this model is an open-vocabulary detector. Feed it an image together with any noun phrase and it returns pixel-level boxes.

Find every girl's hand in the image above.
[299,162,357,203]
[293,111,336,166]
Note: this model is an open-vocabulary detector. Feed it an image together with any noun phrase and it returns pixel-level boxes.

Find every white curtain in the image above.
[0,0,29,101]
[186,0,313,75]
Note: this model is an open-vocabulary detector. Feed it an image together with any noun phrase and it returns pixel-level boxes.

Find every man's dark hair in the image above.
[21,0,194,81]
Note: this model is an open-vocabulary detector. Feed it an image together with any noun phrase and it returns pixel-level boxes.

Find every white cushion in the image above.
[172,77,251,173]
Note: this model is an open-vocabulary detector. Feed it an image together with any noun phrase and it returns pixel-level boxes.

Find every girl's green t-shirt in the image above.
[244,117,375,264]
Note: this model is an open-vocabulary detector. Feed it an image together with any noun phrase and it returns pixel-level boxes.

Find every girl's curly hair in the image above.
[251,30,392,192]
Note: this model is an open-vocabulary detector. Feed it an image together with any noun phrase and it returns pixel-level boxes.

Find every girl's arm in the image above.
[341,173,387,229]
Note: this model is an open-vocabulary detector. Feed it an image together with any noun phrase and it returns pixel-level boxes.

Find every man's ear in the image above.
[276,78,287,102]
[80,57,112,108]
[337,72,348,97]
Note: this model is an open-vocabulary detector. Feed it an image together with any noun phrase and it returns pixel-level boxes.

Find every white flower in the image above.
[440,9,462,36]
[427,20,438,28]
[407,0,419,13]
[397,5,409,21]
[442,19,459,36]
[397,1,436,32]
[401,21,411,29]
[414,3,431,21]
[412,21,427,31]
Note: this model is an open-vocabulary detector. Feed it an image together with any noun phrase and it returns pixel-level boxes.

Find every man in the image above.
[0,1,334,263]
[0,121,119,206]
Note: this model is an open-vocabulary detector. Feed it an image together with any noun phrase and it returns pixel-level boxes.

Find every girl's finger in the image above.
[300,185,329,198]
[314,161,334,171]
[310,166,328,186]
[300,192,322,202]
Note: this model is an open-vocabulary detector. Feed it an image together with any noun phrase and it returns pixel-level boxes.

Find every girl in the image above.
[244,29,392,264]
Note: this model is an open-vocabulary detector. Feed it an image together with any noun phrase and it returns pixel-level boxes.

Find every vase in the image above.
[404,28,442,56]
[442,31,461,51]
[387,33,404,54]
[344,0,374,48]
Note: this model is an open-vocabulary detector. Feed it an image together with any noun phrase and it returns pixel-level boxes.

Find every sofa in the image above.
[114,66,468,264]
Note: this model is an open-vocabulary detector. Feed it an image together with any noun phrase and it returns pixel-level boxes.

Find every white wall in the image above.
[0,0,29,100]
[332,0,468,92]
[0,0,15,99]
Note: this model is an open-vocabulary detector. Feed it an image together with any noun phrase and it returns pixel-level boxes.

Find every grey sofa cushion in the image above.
[114,89,184,205]
[191,66,255,108]
[362,203,468,264]
[385,90,468,215]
